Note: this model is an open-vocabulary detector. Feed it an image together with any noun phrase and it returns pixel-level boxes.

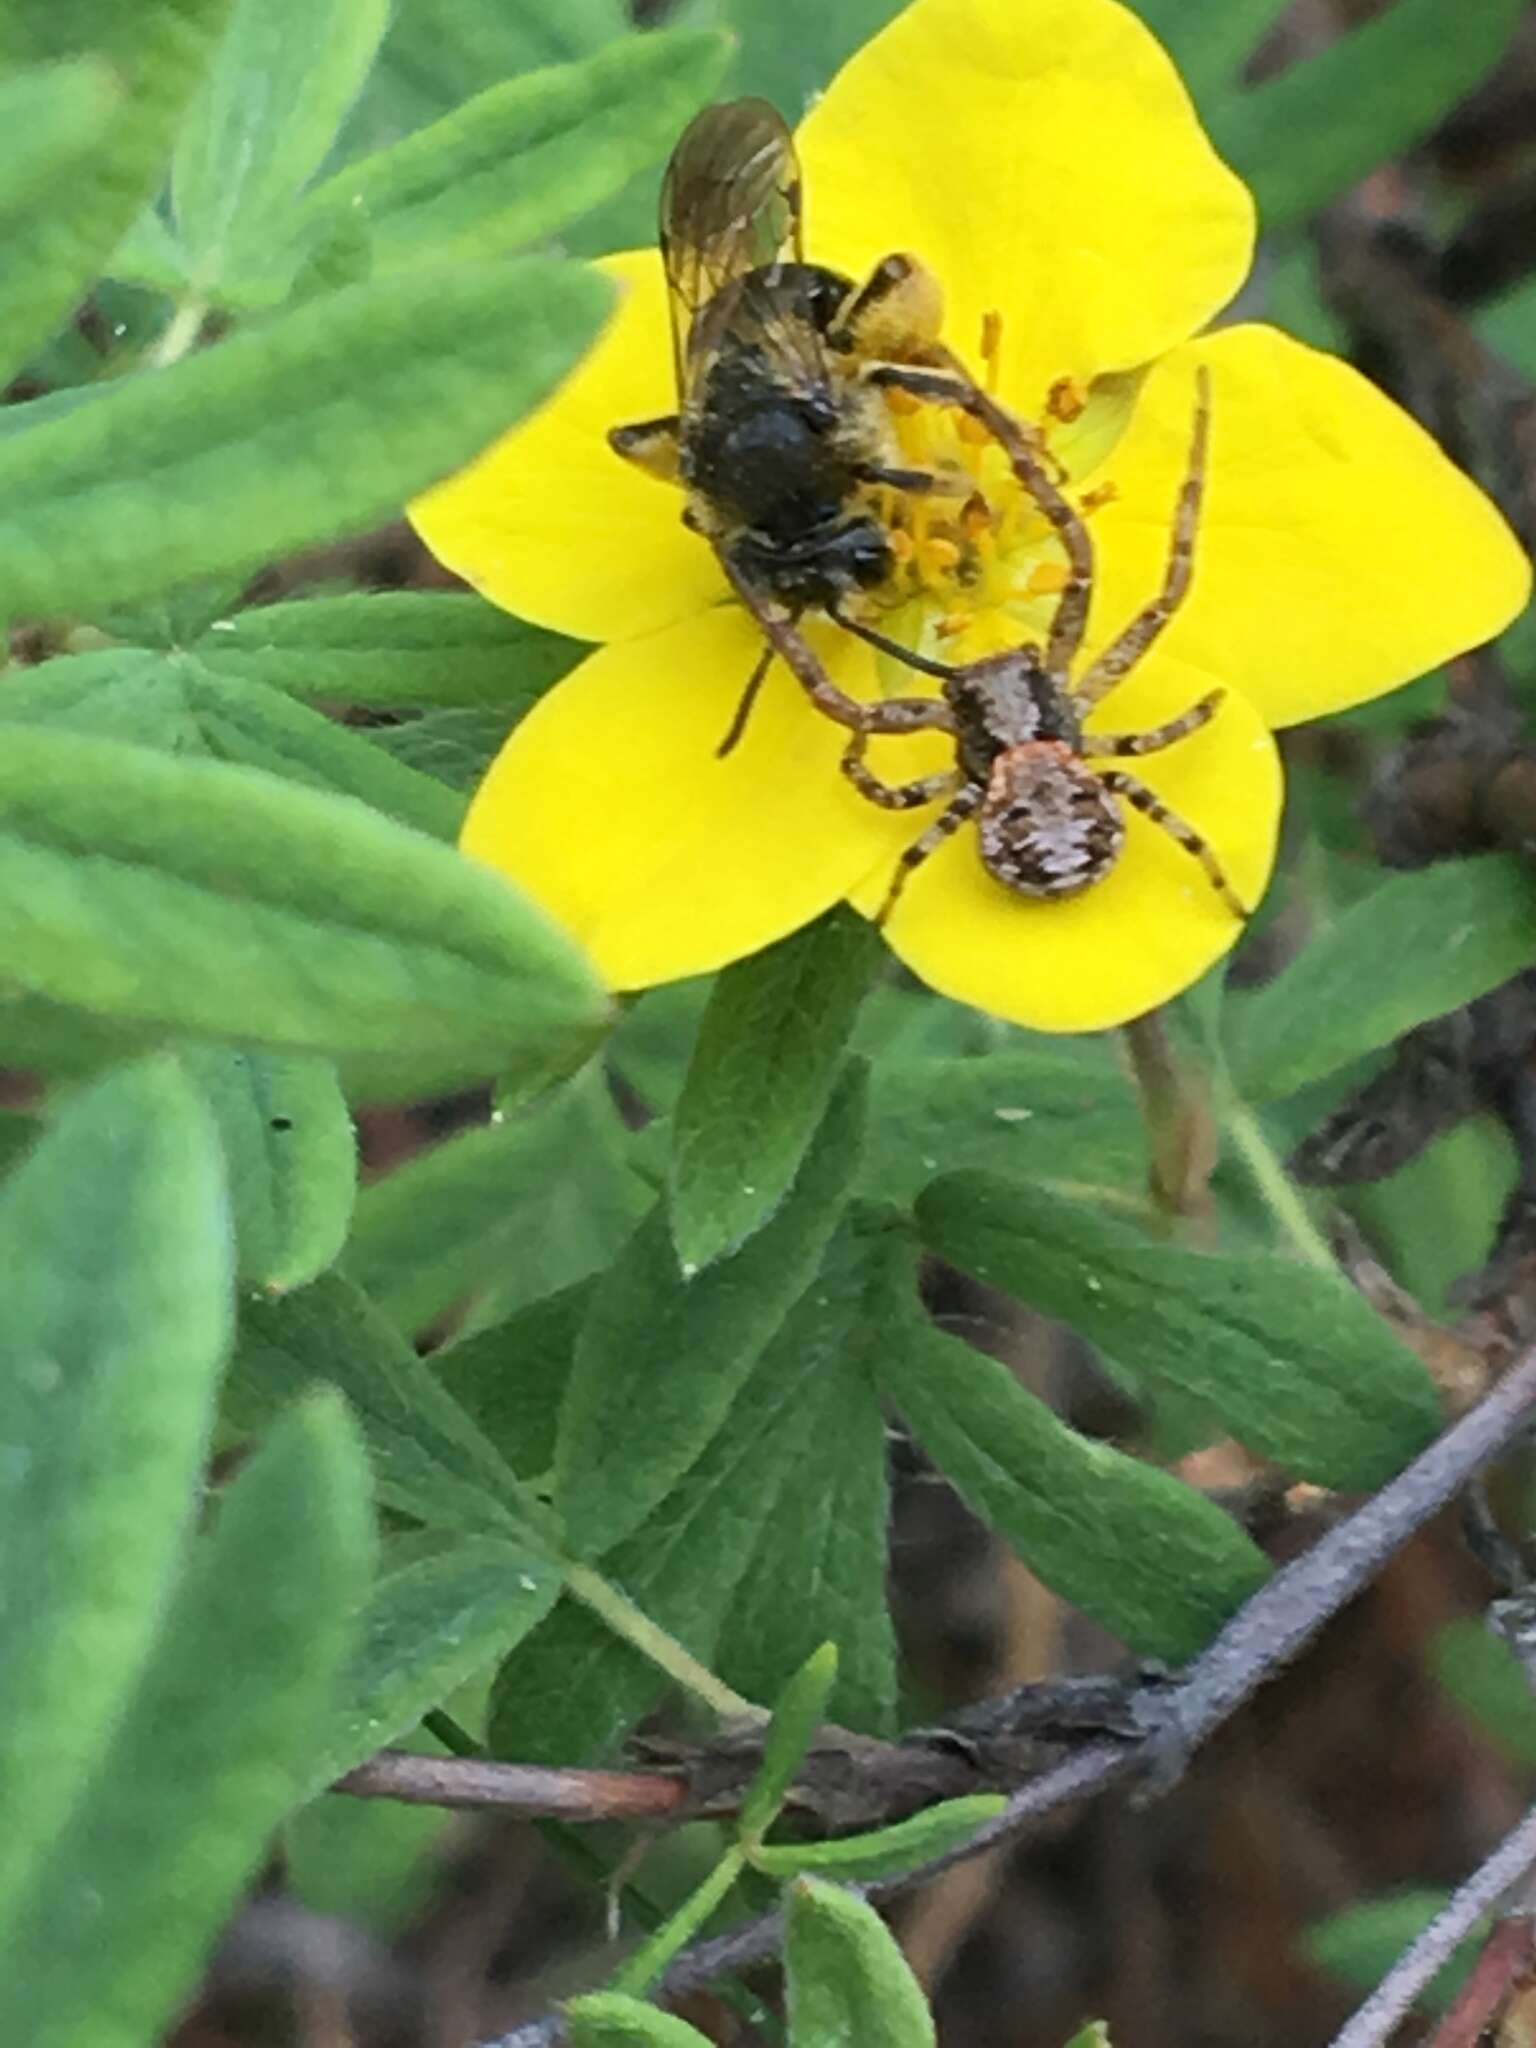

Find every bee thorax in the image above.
[978,744,1124,897]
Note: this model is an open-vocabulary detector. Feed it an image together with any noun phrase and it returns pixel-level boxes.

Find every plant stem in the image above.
[423,1707,482,1758]
[612,1845,748,1996]
[1220,1090,1336,1270]
[564,1562,756,1721]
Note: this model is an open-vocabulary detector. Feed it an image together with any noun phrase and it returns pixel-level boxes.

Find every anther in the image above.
[1047,375,1088,424]
[1080,481,1119,514]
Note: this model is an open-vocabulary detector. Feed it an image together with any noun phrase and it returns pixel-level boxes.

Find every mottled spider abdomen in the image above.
[978,741,1125,897]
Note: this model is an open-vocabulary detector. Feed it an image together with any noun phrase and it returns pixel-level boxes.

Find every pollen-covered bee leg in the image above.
[1081,689,1226,759]
[1097,768,1247,920]
[1074,368,1211,712]
[875,784,985,926]
[841,727,961,810]
[608,415,683,484]
[715,640,777,759]
[830,253,945,362]
[868,363,1093,675]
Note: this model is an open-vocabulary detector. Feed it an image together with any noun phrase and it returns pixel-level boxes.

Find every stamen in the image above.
[1026,562,1071,598]
[960,492,993,539]
[980,310,1004,396]
[1046,375,1088,423]
[1080,481,1119,514]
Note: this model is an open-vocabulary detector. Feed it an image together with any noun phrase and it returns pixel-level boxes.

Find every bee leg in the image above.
[830,253,945,362]
[826,600,957,683]
[722,561,954,738]
[1097,767,1247,920]
[841,726,960,810]
[1080,689,1226,759]
[873,783,984,925]
[869,362,1093,676]
[1074,367,1211,712]
[715,640,776,759]
[608,415,683,484]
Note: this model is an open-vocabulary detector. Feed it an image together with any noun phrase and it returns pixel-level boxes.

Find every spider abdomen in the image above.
[978,742,1125,898]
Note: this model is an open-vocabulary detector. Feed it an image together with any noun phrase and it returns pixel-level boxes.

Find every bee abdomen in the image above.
[978,743,1124,897]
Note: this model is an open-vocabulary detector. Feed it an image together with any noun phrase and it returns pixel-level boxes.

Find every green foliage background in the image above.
[0,0,1530,2041]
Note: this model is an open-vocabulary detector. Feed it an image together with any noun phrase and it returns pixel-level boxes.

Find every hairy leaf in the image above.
[0,1396,373,2048]
[670,908,881,1271]
[0,257,611,618]
[0,1061,230,1924]
[182,1045,355,1293]
[916,1172,1442,1489]
[785,1878,934,2047]
[557,1064,867,1559]
[0,729,607,1089]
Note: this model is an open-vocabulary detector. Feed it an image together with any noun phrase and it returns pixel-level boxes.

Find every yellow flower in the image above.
[410,0,1530,1033]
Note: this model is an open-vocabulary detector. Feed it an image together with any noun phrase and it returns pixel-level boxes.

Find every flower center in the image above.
[855,314,1115,670]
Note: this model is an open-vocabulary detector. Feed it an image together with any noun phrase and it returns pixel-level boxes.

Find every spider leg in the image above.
[1097,767,1247,920]
[874,783,985,926]
[841,726,961,810]
[1080,688,1226,760]
[715,639,777,758]
[867,360,1093,675]
[1073,366,1212,712]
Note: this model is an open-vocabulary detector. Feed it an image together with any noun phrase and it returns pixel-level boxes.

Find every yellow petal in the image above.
[1081,325,1533,729]
[798,0,1255,416]
[409,251,727,642]
[847,661,1280,1032]
[461,607,926,989]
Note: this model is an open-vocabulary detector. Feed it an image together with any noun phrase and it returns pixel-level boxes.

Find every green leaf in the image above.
[712,1217,898,1734]
[1431,1618,1536,1768]
[785,1878,935,2048]
[1212,0,1528,230]
[0,1059,230,1924]
[0,729,608,1092]
[566,1993,715,2047]
[0,0,236,381]
[754,1796,1006,1885]
[1305,1890,1470,2018]
[0,257,612,619]
[434,1280,591,1483]
[347,1068,648,1335]
[719,0,905,117]
[0,1108,41,1178]
[670,909,881,1272]
[0,60,117,220]
[0,1394,374,2048]
[1227,857,1536,1102]
[369,706,521,791]
[490,1219,887,1761]
[230,1273,553,1545]
[741,1644,839,1844]
[0,649,460,839]
[306,1531,562,1791]
[878,1297,1268,1661]
[339,0,628,163]
[301,31,729,277]
[182,1045,355,1293]
[557,1063,867,1560]
[916,1173,1443,1491]
[172,0,390,294]
[1122,0,1286,106]
[187,592,584,709]
[862,1043,1145,1212]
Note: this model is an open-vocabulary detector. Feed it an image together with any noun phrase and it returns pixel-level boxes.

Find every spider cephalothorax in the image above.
[832,362,1248,927]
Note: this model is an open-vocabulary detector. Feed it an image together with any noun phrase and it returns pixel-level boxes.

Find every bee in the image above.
[609,97,954,753]
[838,364,1249,926]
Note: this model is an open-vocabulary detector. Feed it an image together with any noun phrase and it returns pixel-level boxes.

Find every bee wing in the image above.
[660,97,810,397]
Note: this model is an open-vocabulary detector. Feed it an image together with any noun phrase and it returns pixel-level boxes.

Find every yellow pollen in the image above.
[886,528,915,563]
[935,612,973,639]
[883,385,924,417]
[918,535,962,577]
